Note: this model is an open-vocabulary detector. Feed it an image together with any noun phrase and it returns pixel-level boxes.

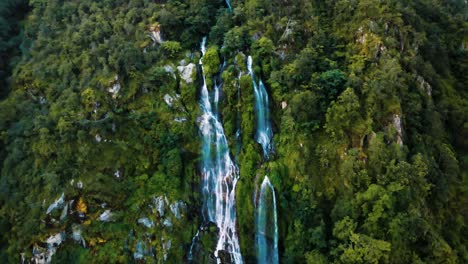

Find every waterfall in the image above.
[248,56,278,263]
[225,0,232,12]
[198,37,243,264]
[256,176,279,264]
[247,56,274,159]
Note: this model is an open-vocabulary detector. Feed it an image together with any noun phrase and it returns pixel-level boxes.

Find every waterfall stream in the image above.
[256,176,279,264]
[248,56,279,263]
[225,0,232,12]
[247,56,274,159]
[198,37,243,264]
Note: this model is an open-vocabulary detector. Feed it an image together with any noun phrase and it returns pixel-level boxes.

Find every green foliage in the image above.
[0,0,466,263]
[0,0,29,98]
[161,41,182,57]
[222,26,250,56]
[325,87,368,146]
[201,45,220,77]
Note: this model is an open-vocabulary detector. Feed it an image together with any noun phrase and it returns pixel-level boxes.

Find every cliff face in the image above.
[0,0,467,263]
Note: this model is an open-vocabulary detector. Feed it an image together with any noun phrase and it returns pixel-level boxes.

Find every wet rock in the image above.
[162,238,172,261]
[188,222,219,264]
[59,203,68,221]
[46,232,65,248]
[163,217,172,228]
[133,240,153,260]
[46,193,65,215]
[32,245,54,264]
[99,210,114,222]
[137,217,154,228]
[133,240,144,260]
[217,250,234,264]
[169,201,186,220]
[152,196,166,217]
[164,65,176,79]
[72,224,86,247]
[164,94,174,107]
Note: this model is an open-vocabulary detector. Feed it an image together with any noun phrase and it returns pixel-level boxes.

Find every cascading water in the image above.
[256,176,279,264]
[198,37,243,263]
[225,0,232,12]
[247,56,274,159]
[248,55,279,263]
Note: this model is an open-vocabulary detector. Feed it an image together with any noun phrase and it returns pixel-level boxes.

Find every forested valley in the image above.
[0,0,467,263]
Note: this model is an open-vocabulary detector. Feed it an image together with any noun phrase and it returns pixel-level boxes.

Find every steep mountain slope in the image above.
[0,0,466,263]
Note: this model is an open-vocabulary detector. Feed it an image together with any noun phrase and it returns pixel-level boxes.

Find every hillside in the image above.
[0,0,467,263]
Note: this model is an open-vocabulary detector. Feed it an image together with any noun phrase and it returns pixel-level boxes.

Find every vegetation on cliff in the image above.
[0,0,466,263]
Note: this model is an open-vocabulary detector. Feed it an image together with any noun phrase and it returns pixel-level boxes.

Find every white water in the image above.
[256,176,279,264]
[248,56,278,263]
[247,56,274,159]
[198,37,243,263]
[225,0,232,12]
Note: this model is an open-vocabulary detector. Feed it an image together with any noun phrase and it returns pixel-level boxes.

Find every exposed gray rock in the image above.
[163,217,172,228]
[177,63,196,83]
[133,240,144,260]
[137,217,154,228]
[281,101,287,109]
[356,26,366,44]
[164,65,176,79]
[152,196,166,217]
[46,193,65,215]
[133,240,153,260]
[46,232,65,248]
[150,25,164,44]
[392,114,403,146]
[169,201,186,220]
[32,246,52,264]
[162,238,172,261]
[107,75,121,99]
[99,210,114,222]
[59,203,68,221]
[417,75,432,97]
[72,224,86,247]
[164,94,174,107]
[39,97,47,105]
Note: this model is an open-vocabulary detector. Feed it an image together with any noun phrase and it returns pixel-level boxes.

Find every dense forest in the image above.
[0,0,467,263]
